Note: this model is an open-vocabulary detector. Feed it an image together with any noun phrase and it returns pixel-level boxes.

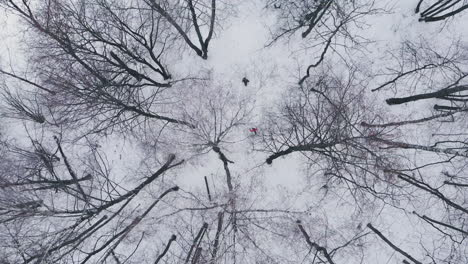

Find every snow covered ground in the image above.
[1,0,468,263]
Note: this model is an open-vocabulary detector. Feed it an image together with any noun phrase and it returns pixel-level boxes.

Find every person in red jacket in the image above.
[249,127,258,135]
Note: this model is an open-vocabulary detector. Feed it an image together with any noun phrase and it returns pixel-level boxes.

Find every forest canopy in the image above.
[0,0,468,263]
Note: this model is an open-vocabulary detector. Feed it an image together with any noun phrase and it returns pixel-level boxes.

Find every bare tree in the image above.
[265,0,382,84]
[366,37,468,264]
[0,0,227,137]
[146,0,218,59]
[1,1,468,263]
[259,66,405,203]
[0,131,184,263]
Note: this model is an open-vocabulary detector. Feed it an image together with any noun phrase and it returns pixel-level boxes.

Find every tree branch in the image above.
[367,224,422,264]
[296,220,336,264]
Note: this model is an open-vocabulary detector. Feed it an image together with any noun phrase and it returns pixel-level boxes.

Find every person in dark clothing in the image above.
[242,77,250,86]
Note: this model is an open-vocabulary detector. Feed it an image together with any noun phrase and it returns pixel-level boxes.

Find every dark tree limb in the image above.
[204,176,212,201]
[0,174,92,189]
[210,212,224,263]
[0,69,56,94]
[423,5,468,22]
[154,235,177,264]
[212,146,234,192]
[111,250,122,264]
[148,0,204,58]
[386,85,468,105]
[204,0,216,52]
[419,0,468,22]
[374,137,468,158]
[54,136,89,204]
[26,215,108,263]
[266,142,338,164]
[367,223,422,264]
[191,247,202,264]
[85,186,179,263]
[372,64,437,92]
[296,220,336,264]
[298,20,344,86]
[187,0,206,57]
[120,103,196,128]
[415,0,424,13]
[390,171,468,215]
[109,51,144,81]
[301,0,333,38]
[185,223,208,263]
[433,104,462,111]
[96,154,183,213]
[413,211,468,235]
[420,0,447,16]
[360,108,466,128]
[444,180,468,187]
